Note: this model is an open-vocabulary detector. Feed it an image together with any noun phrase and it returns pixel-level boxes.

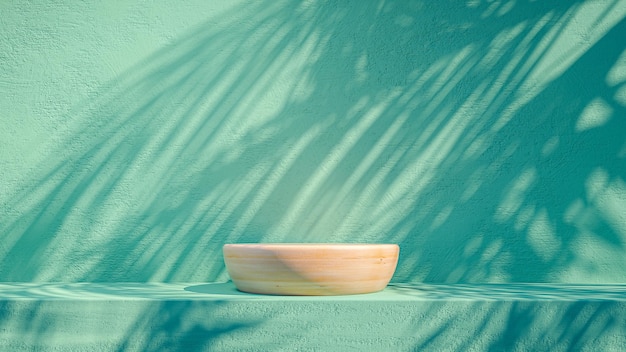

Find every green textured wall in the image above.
[1,0,625,283]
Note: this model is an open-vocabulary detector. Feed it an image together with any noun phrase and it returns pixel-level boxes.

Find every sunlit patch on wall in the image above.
[564,198,589,226]
[460,166,485,202]
[472,238,511,282]
[584,167,626,240]
[586,167,610,201]
[527,208,560,262]
[594,176,626,239]
[561,230,625,283]
[477,0,517,18]
[576,98,613,132]
[495,167,536,222]
[355,53,368,83]
[466,0,480,9]
[425,45,476,103]
[394,14,414,27]
[541,136,559,157]
[479,20,525,73]
[514,204,535,232]
[462,133,488,161]
[429,205,453,231]
[481,1,500,18]
[606,49,626,86]
[446,266,466,282]
[497,0,516,17]
[289,71,315,103]
[463,234,483,257]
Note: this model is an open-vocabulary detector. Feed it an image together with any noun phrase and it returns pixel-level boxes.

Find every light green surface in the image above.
[2,282,625,301]
[1,283,625,351]
[1,1,626,284]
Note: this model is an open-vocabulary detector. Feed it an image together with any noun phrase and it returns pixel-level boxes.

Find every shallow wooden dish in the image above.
[223,243,399,295]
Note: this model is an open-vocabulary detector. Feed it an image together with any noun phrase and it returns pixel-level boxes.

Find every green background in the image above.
[1,0,625,283]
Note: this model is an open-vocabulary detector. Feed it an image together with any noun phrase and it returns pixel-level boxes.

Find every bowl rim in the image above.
[223,243,400,254]
[223,243,399,248]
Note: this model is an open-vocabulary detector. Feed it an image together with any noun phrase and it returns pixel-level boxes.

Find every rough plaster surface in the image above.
[0,283,625,351]
[1,0,626,283]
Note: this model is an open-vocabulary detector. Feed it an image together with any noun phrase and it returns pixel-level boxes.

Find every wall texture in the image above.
[1,0,625,283]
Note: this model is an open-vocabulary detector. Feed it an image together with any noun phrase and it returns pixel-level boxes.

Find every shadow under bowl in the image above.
[223,243,399,296]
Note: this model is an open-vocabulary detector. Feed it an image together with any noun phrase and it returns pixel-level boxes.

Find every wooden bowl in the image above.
[223,243,399,295]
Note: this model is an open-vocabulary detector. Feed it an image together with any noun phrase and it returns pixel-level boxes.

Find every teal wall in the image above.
[1,0,625,283]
